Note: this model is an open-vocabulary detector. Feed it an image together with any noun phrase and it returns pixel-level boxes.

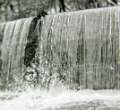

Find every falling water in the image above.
[0,7,120,90]
[0,23,5,46]
[0,17,34,88]
[37,7,120,89]
[0,6,120,110]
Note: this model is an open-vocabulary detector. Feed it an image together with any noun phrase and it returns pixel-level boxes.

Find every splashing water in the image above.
[0,89,120,110]
[0,6,120,110]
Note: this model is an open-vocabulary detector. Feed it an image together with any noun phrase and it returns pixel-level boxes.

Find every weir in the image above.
[0,7,120,89]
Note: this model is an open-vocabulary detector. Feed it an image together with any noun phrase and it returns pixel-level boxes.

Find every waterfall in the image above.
[37,7,120,89]
[0,7,120,90]
[0,17,34,88]
[0,23,5,46]
[1,6,120,110]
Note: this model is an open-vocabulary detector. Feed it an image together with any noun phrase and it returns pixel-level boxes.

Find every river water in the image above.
[0,89,120,110]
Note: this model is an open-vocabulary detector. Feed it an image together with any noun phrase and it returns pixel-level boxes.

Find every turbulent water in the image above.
[0,17,34,88]
[0,6,120,110]
[37,7,120,89]
[0,89,120,110]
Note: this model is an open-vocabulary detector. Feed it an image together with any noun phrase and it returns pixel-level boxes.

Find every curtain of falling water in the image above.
[37,7,120,89]
[0,23,5,47]
[0,17,34,87]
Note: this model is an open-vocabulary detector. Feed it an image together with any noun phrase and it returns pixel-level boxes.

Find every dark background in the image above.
[0,0,119,21]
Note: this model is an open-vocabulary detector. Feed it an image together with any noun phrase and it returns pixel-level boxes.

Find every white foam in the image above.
[0,89,120,110]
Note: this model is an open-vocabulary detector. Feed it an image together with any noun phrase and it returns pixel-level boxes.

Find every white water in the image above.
[0,7,120,89]
[37,7,120,89]
[1,7,120,110]
[0,89,120,110]
[0,17,34,87]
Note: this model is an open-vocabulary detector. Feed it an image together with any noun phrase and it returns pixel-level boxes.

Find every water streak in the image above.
[0,17,34,87]
[37,7,120,89]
